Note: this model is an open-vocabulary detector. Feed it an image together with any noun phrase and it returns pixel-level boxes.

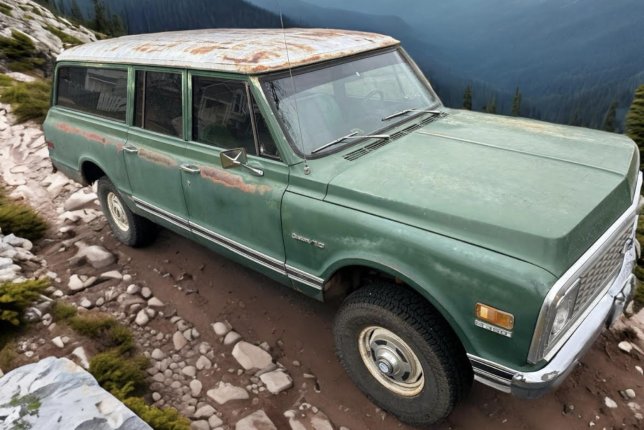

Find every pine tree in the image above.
[485,96,497,114]
[602,101,618,132]
[70,0,84,23]
[511,87,522,116]
[626,85,644,160]
[93,0,109,34]
[463,85,472,110]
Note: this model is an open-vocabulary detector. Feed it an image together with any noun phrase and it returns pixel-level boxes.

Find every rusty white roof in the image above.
[56,28,399,74]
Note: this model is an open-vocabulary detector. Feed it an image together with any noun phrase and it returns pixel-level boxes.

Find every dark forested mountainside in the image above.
[45,0,643,131]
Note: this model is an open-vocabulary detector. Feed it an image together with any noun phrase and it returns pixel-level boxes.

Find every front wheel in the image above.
[97,177,157,247]
[333,284,472,426]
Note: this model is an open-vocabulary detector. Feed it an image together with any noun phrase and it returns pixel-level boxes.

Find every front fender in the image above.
[282,191,556,371]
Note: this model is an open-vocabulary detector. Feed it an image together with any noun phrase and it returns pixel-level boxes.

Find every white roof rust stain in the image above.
[56,28,399,74]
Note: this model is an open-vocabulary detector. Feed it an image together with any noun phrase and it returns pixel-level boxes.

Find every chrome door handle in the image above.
[180,164,201,174]
[123,145,139,154]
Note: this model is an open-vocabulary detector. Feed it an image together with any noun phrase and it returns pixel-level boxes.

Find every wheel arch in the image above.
[79,157,107,186]
[322,258,474,354]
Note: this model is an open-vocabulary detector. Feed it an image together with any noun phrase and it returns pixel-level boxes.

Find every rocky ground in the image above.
[1,90,644,430]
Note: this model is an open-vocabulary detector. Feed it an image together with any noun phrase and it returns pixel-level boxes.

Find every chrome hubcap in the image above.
[358,326,425,396]
[107,192,129,232]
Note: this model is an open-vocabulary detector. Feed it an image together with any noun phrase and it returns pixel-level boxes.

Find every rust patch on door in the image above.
[200,166,271,194]
[55,122,120,146]
[138,148,176,167]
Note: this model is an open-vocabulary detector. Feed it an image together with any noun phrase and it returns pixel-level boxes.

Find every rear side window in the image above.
[134,71,183,138]
[56,66,127,121]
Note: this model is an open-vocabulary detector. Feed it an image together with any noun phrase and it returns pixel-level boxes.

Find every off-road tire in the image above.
[96,177,157,247]
[333,283,472,426]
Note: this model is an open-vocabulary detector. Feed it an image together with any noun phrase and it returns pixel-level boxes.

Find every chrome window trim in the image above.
[131,195,324,290]
[527,172,642,363]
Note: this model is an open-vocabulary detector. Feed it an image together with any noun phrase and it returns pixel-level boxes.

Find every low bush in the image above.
[0,78,51,124]
[50,301,77,321]
[0,340,17,369]
[0,30,46,73]
[44,24,83,46]
[68,314,134,353]
[89,350,149,395]
[0,279,49,326]
[121,396,190,430]
[0,201,48,241]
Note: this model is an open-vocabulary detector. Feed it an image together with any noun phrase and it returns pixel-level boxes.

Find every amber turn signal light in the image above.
[475,303,514,330]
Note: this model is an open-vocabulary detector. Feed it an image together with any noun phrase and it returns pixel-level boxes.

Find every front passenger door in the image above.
[181,75,289,282]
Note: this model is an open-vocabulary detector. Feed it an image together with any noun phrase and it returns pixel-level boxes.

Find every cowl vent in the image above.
[343,112,447,161]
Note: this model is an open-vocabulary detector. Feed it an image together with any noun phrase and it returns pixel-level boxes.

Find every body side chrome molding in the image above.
[528,172,642,363]
[131,195,324,290]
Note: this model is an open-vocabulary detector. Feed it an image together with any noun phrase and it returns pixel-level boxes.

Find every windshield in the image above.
[261,49,439,157]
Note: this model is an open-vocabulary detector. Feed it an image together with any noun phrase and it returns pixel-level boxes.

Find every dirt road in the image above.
[46,223,642,430]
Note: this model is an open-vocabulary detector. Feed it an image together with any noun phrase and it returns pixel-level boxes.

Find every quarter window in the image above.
[56,66,127,121]
[134,71,183,138]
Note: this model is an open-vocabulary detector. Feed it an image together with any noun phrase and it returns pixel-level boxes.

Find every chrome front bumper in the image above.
[469,236,638,399]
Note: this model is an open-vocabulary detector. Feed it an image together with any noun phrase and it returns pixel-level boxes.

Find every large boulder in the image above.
[0,357,152,430]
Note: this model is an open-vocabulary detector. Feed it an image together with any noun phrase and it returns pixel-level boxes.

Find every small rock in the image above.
[212,321,230,336]
[51,336,64,349]
[625,389,636,399]
[141,287,152,299]
[190,379,203,397]
[194,405,216,419]
[260,370,293,394]
[207,382,249,405]
[196,356,212,370]
[151,348,166,360]
[64,190,97,211]
[173,331,188,351]
[209,415,224,428]
[182,366,196,378]
[127,284,141,295]
[604,397,618,409]
[191,420,209,430]
[71,346,90,369]
[148,297,164,307]
[636,366,643,376]
[79,245,115,269]
[618,341,633,353]
[100,270,122,281]
[223,331,241,345]
[135,310,149,326]
[152,392,162,402]
[68,274,85,291]
[79,298,93,309]
[235,410,277,430]
[232,341,273,371]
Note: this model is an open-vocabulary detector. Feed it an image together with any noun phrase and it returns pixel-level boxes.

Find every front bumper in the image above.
[469,235,638,399]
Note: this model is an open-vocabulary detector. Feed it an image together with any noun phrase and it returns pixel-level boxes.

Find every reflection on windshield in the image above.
[261,49,438,156]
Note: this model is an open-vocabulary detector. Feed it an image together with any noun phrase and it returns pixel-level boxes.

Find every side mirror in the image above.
[220,148,264,176]
[220,148,248,169]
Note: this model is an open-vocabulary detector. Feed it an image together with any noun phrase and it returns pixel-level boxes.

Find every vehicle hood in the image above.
[325,110,639,276]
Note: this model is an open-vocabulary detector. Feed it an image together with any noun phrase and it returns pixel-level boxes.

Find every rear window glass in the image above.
[134,70,183,138]
[56,66,127,121]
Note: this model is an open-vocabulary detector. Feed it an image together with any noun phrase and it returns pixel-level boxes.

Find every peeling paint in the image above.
[57,28,399,74]
[138,148,176,167]
[200,166,271,194]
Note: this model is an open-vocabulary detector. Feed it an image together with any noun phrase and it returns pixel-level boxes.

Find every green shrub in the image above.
[44,24,83,46]
[0,30,46,73]
[0,279,49,326]
[0,78,51,124]
[51,301,77,321]
[0,341,17,369]
[30,6,42,17]
[0,202,48,241]
[0,2,12,17]
[68,313,134,353]
[121,397,190,430]
[89,350,149,395]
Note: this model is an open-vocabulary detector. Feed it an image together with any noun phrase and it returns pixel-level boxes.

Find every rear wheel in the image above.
[97,177,157,247]
[333,283,472,426]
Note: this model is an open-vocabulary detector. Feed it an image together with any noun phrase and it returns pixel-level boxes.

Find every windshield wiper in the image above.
[311,131,390,154]
[381,108,441,121]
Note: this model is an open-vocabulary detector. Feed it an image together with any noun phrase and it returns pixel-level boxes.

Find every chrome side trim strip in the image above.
[528,172,642,363]
[131,196,324,290]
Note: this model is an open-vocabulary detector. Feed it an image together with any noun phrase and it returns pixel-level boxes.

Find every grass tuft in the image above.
[44,24,83,46]
[50,301,77,321]
[0,78,51,124]
[0,279,49,326]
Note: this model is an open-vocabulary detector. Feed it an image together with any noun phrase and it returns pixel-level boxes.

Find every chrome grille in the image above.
[572,224,634,316]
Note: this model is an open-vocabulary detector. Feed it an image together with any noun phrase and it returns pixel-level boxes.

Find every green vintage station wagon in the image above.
[44,29,642,426]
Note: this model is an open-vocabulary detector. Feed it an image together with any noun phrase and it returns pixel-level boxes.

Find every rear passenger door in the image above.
[181,74,289,282]
[123,69,189,230]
